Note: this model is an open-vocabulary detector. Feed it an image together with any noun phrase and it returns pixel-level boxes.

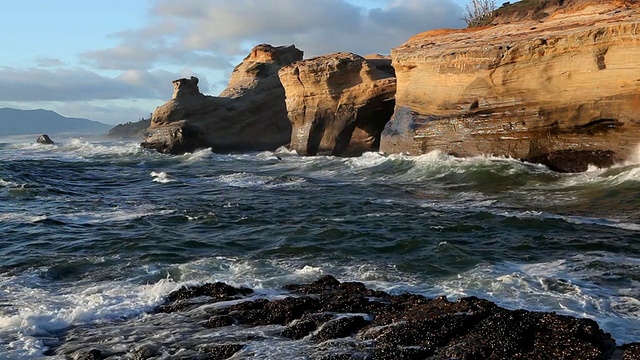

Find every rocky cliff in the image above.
[278,53,396,156]
[107,118,151,139]
[381,1,640,172]
[141,44,303,154]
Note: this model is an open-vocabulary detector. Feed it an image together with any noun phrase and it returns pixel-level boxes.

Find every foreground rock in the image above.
[381,1,640,172]
[50,276,640,359]
[141,44,303,154]
[279,53,396,156]
[36,134,54,145]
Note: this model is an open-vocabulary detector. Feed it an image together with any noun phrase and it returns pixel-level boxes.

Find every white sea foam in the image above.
[0,274,180,358]
[0,212,47,224]
[215,172,305,189]
[0,178,16,187]
[628,143,640,165]
[432,255,640,344]
[3,138,145,162]
[179,148,213,162]
[150,171,175,183]
[44,207,174,225]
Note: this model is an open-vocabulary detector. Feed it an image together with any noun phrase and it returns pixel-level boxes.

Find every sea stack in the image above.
[36,134,54,145]
[278,53,396,156]
[381,0,640,172]
[141,44,303,155]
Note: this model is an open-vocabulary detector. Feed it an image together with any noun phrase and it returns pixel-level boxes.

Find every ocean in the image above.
[0,135,639,359]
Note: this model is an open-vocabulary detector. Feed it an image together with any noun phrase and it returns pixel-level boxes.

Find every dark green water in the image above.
[1,136,639,358]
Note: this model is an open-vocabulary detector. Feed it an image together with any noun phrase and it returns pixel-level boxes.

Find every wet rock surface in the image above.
[46,275,637,359]
[525,149,619,173]
[36,134,55,145]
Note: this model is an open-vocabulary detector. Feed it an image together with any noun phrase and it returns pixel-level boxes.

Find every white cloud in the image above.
[84,0,464,69]
[0,67,176,102]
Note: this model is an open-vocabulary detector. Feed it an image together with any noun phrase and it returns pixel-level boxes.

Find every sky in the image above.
[0,0,468,125]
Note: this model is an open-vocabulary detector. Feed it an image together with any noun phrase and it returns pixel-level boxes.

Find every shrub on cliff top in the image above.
[466,0,570,27]
[463,0,497,27]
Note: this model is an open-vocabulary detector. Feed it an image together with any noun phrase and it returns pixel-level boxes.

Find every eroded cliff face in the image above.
[141,44,303,154]
[381,2,640,172]
[279,53,396,156]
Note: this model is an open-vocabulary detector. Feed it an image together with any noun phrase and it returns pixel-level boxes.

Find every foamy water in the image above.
[0,137,639,357]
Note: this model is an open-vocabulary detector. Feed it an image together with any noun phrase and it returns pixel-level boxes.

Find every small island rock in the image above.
[36,134,54,145]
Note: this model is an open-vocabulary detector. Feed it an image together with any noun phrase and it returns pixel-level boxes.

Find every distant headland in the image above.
[0,107,112,136]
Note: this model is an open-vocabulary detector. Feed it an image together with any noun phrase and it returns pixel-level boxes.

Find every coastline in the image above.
[49,276,639,359]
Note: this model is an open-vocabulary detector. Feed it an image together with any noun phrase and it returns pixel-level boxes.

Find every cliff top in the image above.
[487,0,639,25]
[404,0,639,52]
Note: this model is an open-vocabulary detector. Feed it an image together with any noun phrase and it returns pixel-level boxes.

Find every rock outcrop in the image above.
[141,44,303,154]
[381,1,640,172]
[49,276,640,359]
[106,118,151,139]
[279,53,396,156]
[36,134,54,145]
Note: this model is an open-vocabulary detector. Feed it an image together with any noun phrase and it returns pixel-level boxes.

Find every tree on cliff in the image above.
[463,0,497,27]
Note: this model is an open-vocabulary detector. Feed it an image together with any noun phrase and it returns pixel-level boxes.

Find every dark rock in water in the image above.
[203,315,235,328]
[198,344,244,359]
[166,281,253,302]
[36,134,54,145]
[526,149,619,173]
[162,275,617,359]
[281,313,333,339]
[50,276,632,359]
[76,349,102,360]
[312,315,369,342]
[157,281,253,313]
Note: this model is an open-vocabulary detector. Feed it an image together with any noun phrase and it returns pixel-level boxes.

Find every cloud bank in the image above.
[85,0,464,70]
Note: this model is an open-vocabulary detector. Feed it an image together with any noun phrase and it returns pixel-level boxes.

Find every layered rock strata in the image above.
[141,44,303,154]
[381,1,640,172]
[51,276,640,359]
[279,53,396,156]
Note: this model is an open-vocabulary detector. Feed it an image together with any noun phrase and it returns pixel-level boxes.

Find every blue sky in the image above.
[0,0,468,125]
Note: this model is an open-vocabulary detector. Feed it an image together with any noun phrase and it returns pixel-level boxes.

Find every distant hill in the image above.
[106,118,151,139]
[0,108,112,136]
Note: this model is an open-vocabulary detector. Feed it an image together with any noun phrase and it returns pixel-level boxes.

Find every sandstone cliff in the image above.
[278,53,396,156]
[381,1,640,172]
[141,44,303,154]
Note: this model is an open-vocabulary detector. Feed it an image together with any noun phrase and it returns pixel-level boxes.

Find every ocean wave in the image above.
[0,213,47,224]
[0,274,177,358]
[0,178,16,187]
[37,208,174,226]
[150,171,176,183]
[2,138,146,162]
[215,172,306,189]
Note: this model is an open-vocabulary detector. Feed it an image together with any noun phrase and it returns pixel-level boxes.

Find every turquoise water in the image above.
[1,135,639,358]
